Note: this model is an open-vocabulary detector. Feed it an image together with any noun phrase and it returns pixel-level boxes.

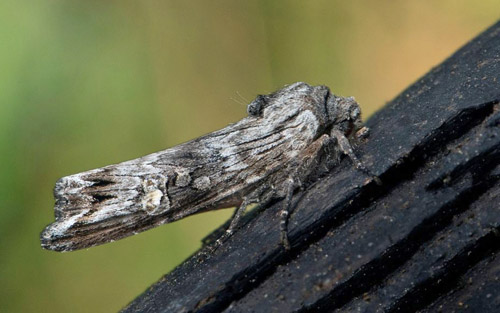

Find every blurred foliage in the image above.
[0,1,499,312]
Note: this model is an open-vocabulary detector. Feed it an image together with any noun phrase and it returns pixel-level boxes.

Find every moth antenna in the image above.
[229,96,245,106]
[236,91,249,103]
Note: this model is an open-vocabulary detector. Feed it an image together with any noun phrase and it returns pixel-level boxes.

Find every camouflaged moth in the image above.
[40,82,375,252]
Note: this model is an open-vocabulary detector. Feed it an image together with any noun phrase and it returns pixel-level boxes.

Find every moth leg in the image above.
[331,129,381,184]
[280,177,295,250]
[277,134,333,250]
[331,129,365,171]
[214,197,251,248]
[355,126,370,140]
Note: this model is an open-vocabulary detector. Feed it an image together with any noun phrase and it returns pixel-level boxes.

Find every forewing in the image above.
[41,94,322,251]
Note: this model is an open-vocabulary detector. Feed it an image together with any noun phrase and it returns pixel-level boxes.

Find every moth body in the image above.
[41,82,368,251]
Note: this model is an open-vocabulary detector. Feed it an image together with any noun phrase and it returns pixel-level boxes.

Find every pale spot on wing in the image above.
[174,169,191,187]
[143,189,164,214]
[193,176,210,191]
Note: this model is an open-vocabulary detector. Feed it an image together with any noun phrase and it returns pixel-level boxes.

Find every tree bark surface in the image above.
[123,21,500,313]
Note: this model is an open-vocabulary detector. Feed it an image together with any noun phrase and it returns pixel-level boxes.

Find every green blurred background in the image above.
[1,1,498,312]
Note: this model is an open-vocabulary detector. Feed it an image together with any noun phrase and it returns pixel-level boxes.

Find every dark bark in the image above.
[123,21,500,313]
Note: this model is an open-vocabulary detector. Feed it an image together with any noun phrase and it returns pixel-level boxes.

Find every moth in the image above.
[40,82,375,252]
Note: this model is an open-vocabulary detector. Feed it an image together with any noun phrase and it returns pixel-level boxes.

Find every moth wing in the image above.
[41,99,321,251]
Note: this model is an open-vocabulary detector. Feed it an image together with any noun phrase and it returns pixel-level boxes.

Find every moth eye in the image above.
[348,99,361,120]
[247,95,266,117]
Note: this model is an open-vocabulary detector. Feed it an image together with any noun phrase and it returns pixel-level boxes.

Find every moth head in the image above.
[246,82,363,137]
[326,94,363,136]
[265,82,362,133]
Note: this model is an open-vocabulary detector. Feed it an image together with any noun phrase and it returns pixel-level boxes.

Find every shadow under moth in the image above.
[40,82,377,252]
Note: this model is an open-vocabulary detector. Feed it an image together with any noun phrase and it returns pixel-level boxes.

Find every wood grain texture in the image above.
[123,21,500,312]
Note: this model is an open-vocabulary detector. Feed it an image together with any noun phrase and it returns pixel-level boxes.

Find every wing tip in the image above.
[40,222,75,252]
